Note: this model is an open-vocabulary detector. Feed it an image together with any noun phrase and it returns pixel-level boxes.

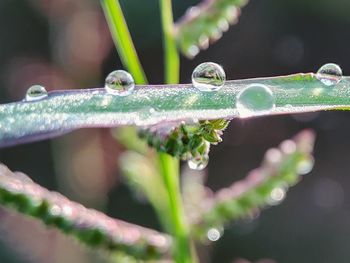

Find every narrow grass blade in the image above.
[1,73,349,147]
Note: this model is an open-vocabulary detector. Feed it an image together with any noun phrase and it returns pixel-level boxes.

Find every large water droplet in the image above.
[192,62,226,92]
[236,84,275,118]
[105,70,135,96]
[188,155,209,170]
[316,63,342,86]
[25,85,48,101]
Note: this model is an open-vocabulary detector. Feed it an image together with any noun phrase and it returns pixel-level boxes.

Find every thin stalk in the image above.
[100,0,147,84]
[157,153,193,263]
[100,1,192,262]
[159,0,180,84]
[159,1,195,262]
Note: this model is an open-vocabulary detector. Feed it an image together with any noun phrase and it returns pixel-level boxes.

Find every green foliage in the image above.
[138,119,229,160]
[190,130,315,239]
[175,0,249,57]
[0,164,171,260]
[2,73,350,148]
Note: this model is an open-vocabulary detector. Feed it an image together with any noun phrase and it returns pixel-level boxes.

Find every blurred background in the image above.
[1,0,350,262]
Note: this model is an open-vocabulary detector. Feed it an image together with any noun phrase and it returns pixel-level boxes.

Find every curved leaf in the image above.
[1,73,349,147]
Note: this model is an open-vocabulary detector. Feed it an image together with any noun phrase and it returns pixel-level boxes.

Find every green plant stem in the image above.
[157,153,193,263]
[100,0,147,84]
[159,0,180,84]
[100,1,193,262]
[159,1,195,262]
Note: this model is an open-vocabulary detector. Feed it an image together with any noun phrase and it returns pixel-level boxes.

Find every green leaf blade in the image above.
[1,73,349,147]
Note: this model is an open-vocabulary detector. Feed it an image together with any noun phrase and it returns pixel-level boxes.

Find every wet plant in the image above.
[0,0,348,262]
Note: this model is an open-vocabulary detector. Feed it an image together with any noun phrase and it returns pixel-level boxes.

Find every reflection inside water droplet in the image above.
[192,62,226,92]
[316,63,342,86]
[236,84,275,118]
[105,70,135,96]
[25,85,48,101]
[188,155,209,170]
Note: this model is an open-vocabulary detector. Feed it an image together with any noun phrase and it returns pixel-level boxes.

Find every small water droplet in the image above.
[105,70,135,96]
[192,62,226,92]
[207,227,223,242]
[297,155,314,175]
[316,63,342,86]
[187,45,200,58]
[268,186,286,206]
[188,155,209,170]
[236,84,275,118]
[25,85,48,101]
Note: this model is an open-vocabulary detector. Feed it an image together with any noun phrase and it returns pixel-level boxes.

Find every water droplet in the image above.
[192,62,226,92]
[25,85,48,101]
[188,155,209,170]
[268,186,286,206]
[187,45,200,58]
[297,155,314,175]
[316,63,342,86]
[105,70,135,96]
[236,84,275,118]
[207,227,223,242]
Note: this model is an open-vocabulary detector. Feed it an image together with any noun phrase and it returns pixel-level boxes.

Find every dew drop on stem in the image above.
[236,84,275,118]
[192,62,226,92]
[25,85,48,101]
[105,70,135,96]
[187,155,209,170]
[316,63,342,86]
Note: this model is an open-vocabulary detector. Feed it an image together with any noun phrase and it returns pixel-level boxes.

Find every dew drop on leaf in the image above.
[191,62,226,91]
[25,85,48,101]
[105,70,135,96]
[187,155,209,170]
[236,84,275,118]
[316,63,342,86]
